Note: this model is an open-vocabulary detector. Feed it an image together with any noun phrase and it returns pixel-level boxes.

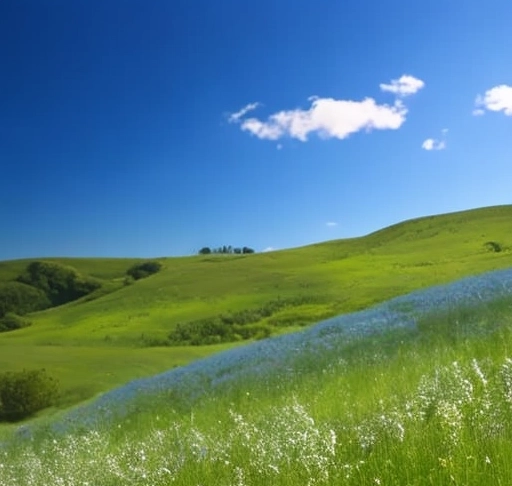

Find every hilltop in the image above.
[0,204,511,412]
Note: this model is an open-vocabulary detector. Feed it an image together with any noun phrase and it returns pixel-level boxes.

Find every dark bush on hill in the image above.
[0,313,32,333]
[17,261,101,307]
[169,318,272,345]
[126,261,162,280]
[485,241,502,253]
[0,369,59,422]
[0,281,51,318]
[168,296,322,345]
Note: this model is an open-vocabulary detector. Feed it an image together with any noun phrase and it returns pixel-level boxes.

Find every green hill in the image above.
[3,263,512,484]
[0,204,511,411]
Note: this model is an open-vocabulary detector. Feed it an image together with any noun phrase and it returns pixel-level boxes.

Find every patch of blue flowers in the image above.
[16,267,512,439]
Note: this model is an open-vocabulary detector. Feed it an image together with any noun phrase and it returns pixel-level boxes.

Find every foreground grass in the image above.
[2,269,512,484]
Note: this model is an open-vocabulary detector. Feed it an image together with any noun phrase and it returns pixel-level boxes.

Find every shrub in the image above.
[17,261,101,306]
[168,319,273,345]
[169,296,322,346]
[485,241,502,253]
[126,261,162,280]
[167,297,323,345]
[0,281,51,318]
[139,334,170,347]
[0,313,32,333]
[0,369,59,422]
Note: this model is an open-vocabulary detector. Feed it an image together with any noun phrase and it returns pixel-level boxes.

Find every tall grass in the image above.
[2,268,512,485]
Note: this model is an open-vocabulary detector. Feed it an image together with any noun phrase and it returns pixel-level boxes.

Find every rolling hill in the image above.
[0,204,511,411]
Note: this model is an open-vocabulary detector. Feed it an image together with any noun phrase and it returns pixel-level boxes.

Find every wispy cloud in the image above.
[262,246,275,252]
[326,221,338,227]
[474,85,512,116]
[228,102,261,123]
[379,75,425,97]
[422,128,448,151]
[422,138,446,151]
[228,75,424,142]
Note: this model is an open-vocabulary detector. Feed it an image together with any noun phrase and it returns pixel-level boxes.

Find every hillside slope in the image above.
[3,266,512,485]
[0,204,511,410]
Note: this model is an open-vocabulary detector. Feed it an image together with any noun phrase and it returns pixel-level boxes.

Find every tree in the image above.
[485,241,502,253]
[0,281,50,318]
[0,313,32,333]
[199,245,255,255]
[17,261,100,306]
[0,369,59,422]
[126,261,162,280]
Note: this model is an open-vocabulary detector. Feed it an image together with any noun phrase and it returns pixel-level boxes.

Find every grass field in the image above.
[2,266,512,484]
[1,204,511,412]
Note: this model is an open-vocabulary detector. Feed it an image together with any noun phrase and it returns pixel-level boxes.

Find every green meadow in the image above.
[2,260,512,484]
[1,204,511,413]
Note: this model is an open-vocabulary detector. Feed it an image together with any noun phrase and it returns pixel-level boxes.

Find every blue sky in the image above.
[1,0,511,260]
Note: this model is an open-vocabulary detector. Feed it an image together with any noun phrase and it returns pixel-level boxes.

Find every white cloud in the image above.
[422,126,448,151]
[240,117,285,140]
[262,246,275,252]
[326,221,338,227]
[422,138,446,151]
[229,102,260,123]
[230,75,424,142]
[474,85,512,116]
[240,98,408,141]
[379,75,425,97]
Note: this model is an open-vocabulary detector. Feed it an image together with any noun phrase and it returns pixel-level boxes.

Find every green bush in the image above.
[126,261,162,280]
[485,241,502,253]
[0,281,51,318]
[17,261,101,307]
[168,318,272,345]
[0,369,59,422]
[0,313,32,333]
[167,297,322,345]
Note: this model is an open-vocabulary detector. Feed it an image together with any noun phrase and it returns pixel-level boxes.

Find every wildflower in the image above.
[472,359,488,387]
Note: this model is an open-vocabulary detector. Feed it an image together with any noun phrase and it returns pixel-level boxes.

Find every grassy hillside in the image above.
[2,267,512,485]
[0,204,511,411]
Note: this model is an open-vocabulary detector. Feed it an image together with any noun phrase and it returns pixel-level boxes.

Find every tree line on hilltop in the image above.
[198,245,255,255]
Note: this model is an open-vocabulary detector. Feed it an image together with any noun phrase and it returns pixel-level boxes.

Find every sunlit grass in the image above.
[2,268,512,484]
